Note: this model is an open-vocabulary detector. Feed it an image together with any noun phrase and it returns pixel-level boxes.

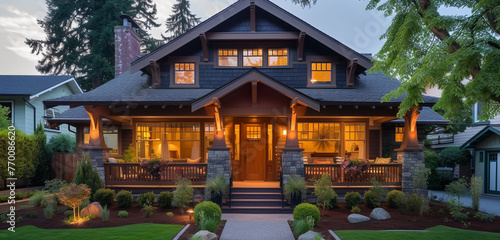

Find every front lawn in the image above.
[335,225,500,240]
[0,223,183,240]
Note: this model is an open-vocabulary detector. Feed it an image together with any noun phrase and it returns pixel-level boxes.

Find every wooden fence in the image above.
[304,163,402,186]
[104,163,207,185]
[51,153,78,183]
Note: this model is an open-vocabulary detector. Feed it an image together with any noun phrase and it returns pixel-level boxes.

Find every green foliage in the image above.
[173,178,194,213]
[314,174,338,210]
[44,204,55,220]
[157,191,174,209]
[166,211,174,217]
[0,105,10,130]
[445,177,469,201]
[424,150,440,171]
[101,205,110,221]
[138,192,156,208]
[292,219,312,237]
[115,190,134,208]
[122,144,137,163]
[344,192,361,209]
[195,210,220,233]
[33,123,52,185]
[290,0,317,8]
[470,175,483,211]
[293,203,321,226]
[25,211,37,218]
[163,0,201,41]
[93,188,116,207]
[0,129,39,180]
[47,134,76,153]
[350,206,361,214]
[366,178,388,208]
[205,174,229,200]
[44,178,67,193]
[413,166,430,195]
[364,190,381,209]
[428,168,454,191]
[29,190,49,207]
[284,175,306,200]
[193,201,222,225]
[118,210,128,218]
[386,190,404,209]
[367,0,500,122]
[73,153,103,200]
[439,147,472,168]
[474,212,495,223]
[25,0,160,90]
[400,193,429,216]
[0,195,8,202]
[142,204,155,218]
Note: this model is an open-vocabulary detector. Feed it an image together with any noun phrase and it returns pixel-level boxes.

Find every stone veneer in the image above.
[81,146,109,185]
[206,148,231,184]
[281,149,304,185]
[397,150,427,195]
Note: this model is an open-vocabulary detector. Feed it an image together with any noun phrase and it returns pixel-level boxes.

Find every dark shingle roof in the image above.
[389,106,448,124]
[0,75,75,96]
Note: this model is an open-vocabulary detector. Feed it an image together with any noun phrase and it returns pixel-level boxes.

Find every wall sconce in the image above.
[282,130,287,136]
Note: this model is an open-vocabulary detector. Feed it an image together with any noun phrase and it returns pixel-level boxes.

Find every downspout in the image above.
[22,96,36,132]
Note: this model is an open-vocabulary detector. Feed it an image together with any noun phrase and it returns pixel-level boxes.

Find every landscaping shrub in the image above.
[470,175,483,211]
[122,144,137,163]
[413,166,430,195]
[197,212,219,233]
[57,183,91,220]
[205,174,229,201]
[364,190,380,209]
[138,192,156,208]
[166,212,174,217]
[445,177,469,201]
[0,130,39,180]
[474,212,495,222]
[115,190,133,208]
[25,211,37,218]
[284,175,306,203]
[142,204,155,217]
[344,191,361,209]
[173,178,194,213]
[93,188,116,207]
[439,147,472,167]
[33,123,52,186]
[47,133,76,153]
[424,150,439,170]
[118,210,128,218]
[292,219,312,237]
[386,190,404,209]
[29,190,49,207]
[44,204,55,219]
[293,203,321,226]
[194,201,222,225]
[0,195,8,202]
[314,174,337,210]
[350,206,361,214]
[157,191,174,208]
[101,205,110,221]
[401,193,429,216]
[44,178,67,193]
[73,153,103,200]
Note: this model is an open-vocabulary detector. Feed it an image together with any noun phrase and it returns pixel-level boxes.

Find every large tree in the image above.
[163,0,201,41]
[367,0,500,121]
[289,0,317,8]
[26,0,160,91]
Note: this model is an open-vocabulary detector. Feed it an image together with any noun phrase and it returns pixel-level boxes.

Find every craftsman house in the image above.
[45,0,443,202]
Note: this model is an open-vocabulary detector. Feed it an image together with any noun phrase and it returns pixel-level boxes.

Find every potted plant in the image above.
[284,175,306,208]
[139,159,168,178]
[205,174,229,207]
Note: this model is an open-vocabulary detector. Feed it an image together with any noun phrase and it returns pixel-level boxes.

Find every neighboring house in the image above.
[45,0,443,203]
[0,75,83,139]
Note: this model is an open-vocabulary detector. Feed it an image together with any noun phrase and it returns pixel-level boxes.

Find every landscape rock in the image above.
[347,213,370,223]
[193,230,218,240]
[298,230,325,240]
[80,202,103,218]
[370,208,391,220]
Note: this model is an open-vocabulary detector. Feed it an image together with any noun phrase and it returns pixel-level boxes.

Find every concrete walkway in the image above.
[220,214,294,240]
[429,190,500,216]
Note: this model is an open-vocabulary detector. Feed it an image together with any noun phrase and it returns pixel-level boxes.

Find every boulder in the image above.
[80,202,103,218]
[298,230,325,240]
[192,230,218,240]
[347,213,370,223]
[370,208,391,220]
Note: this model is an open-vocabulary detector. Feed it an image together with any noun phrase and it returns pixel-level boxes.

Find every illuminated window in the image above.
[246,126,261,139]
[310,62,332,84]
[218,49,238,67]
[268,124,273,161]
[243,49,263,67]
[268,48,288,66]
[298,123,340,154]
[345,123,366,160]
[174,63,195,84]
[395,127,404,142]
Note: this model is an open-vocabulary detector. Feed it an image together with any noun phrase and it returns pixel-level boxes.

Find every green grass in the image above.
[0,223,184,240]
[335,225,500,240]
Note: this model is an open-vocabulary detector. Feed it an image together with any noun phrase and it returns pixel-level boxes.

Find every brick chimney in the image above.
[114,15,141,77]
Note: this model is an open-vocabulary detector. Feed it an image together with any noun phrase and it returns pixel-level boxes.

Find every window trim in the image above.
[267,48,290,67]
[242,48,264,67]
[395,126,404,142]
[169,56,200,88]
[306,56,336,88]
[217,48,239,67]
[212,42,293,69]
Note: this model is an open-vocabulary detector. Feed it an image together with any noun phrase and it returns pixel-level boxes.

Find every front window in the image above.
[395,127,404,142]
[345,123,366,160]
[243,48,263,67]
[299,123,340,163]
[310,62,332,85]
[174,63,195,84]
[268,48,288,66]
[218,49,238,67]
[84,125,119,154]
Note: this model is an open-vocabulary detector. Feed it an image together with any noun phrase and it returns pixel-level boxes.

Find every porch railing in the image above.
[304,163,402,186]
[104,163,207,185]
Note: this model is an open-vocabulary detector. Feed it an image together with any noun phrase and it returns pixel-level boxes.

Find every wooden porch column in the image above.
[84,106,107,148]
[395,105,422,151]
[284,97,300,149]
[282,97,304,185]
[212,97,227,149]
[83,105,109,185]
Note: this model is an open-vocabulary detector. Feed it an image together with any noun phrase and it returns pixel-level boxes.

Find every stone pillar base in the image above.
[207,148,231,183]
[281,148,304,185]
[81,146,109,186]
[397,150,427,195]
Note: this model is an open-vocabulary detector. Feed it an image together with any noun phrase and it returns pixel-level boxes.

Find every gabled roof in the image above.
[192,69,320,112]
[0,75,82,98]
[130,0,372,72]
[461,126,500,149]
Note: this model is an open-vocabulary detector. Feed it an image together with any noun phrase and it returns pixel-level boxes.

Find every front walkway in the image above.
[428,190,500,216]
[220,214,294,240]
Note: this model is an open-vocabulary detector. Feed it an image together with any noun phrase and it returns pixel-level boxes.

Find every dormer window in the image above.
[174,63,195,85]
[268,48,288,66]
[243,48,263,67]
[218,49,238,67]
[310,62,332,85]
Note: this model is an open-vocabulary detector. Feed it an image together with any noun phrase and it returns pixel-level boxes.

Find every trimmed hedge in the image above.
[94,188,116,207]
[157,191,174,209]
[138,192,156,207]
[344,191,361,209]
[293,203,321,226]
[193,201,222,225]
[386,190,404,209]
[115,190,133,208]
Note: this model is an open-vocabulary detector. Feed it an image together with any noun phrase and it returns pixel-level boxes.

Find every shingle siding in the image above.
[336,64,347,88]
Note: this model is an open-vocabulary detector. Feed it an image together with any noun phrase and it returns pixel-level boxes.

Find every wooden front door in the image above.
[242,123,266,180]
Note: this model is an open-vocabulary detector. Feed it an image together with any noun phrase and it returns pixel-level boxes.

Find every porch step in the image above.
[231,187,282,193]
[225,187,288,213]
[222,206,293,214]
[231,192,282,200]
[230,199,283,207]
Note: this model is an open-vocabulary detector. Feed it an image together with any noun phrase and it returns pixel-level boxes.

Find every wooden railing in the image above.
[104,163,207,185]
[304,163,402,186]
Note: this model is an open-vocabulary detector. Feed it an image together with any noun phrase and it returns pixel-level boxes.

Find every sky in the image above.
[0,0,466,76]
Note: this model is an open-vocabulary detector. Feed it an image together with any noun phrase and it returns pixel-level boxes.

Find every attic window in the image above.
[218,49,238,67]
[243,48,263,67]
[310,62,332,85]
[268,48,288,66]
[174,63,196,85]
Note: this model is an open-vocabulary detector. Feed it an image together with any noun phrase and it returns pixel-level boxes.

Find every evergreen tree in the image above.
[73,153,103,200]
[26,0,160,91]
[33,123,51,186]
[366,1,500,121]
[163,0,201,41]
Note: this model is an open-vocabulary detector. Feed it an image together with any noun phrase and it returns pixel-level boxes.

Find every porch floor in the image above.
[232,181,279,188]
